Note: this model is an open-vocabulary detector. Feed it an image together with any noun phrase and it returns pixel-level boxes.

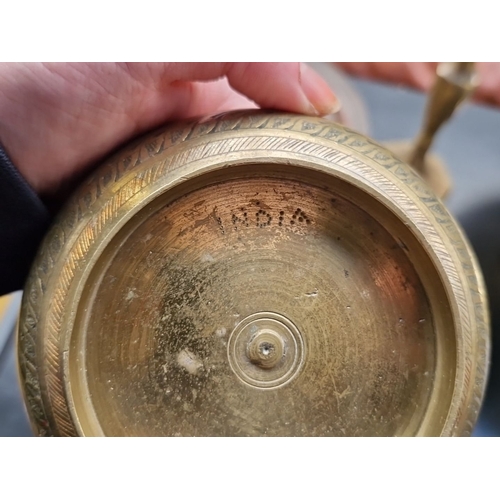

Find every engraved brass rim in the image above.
[18,111,490,436]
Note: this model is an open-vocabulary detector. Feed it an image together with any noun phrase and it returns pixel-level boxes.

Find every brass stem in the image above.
[409,62,478,174]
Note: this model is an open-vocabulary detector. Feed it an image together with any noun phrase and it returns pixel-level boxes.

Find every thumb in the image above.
[126,62,340,117]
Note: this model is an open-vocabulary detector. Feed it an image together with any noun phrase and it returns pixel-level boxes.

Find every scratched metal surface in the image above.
[1,75,499,437]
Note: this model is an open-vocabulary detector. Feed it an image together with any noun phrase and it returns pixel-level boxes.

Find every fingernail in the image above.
[300,63,342,116]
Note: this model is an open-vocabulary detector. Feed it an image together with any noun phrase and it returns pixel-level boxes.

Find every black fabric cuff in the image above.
[0,145,51,295]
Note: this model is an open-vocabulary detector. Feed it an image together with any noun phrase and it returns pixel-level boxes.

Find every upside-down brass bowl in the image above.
[18,111,489,436]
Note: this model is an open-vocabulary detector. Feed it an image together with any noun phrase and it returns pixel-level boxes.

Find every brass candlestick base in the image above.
[18,111,489,436]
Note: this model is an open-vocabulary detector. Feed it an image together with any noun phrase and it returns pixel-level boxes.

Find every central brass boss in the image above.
[228,312,305,389]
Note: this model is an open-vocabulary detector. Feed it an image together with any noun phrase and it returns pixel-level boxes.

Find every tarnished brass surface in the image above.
[18,111,489,436]
[385,142,452,200]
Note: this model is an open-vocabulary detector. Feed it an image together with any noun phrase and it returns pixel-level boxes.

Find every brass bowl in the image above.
[18,111,489,436]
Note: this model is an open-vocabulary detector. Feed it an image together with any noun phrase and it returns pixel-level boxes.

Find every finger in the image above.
[404,63,437,90]
[336,62,436,92]
[225,62,340,116]
[475,62,500,107]
[125,62,340,117]
[132,76,259,130]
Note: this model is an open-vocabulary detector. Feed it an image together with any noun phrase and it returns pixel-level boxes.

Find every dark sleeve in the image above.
[0,144,51,295]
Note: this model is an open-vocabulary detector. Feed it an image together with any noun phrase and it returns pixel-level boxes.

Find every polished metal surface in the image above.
[18,111,489,436]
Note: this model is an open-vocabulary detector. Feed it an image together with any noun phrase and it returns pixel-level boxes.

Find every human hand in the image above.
[0,63,339,197]
[336,62,500,108]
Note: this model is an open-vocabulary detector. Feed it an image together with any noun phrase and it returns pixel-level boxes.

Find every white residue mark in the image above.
[201,253,215,263]
[216,327,227,338]
[125,289,138,302]
[418,318,426,324]
[305,289,318,298]
[144,233,153,242]
[162,363,168,374]
[177,349,204,375]
[362,290,370,298]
